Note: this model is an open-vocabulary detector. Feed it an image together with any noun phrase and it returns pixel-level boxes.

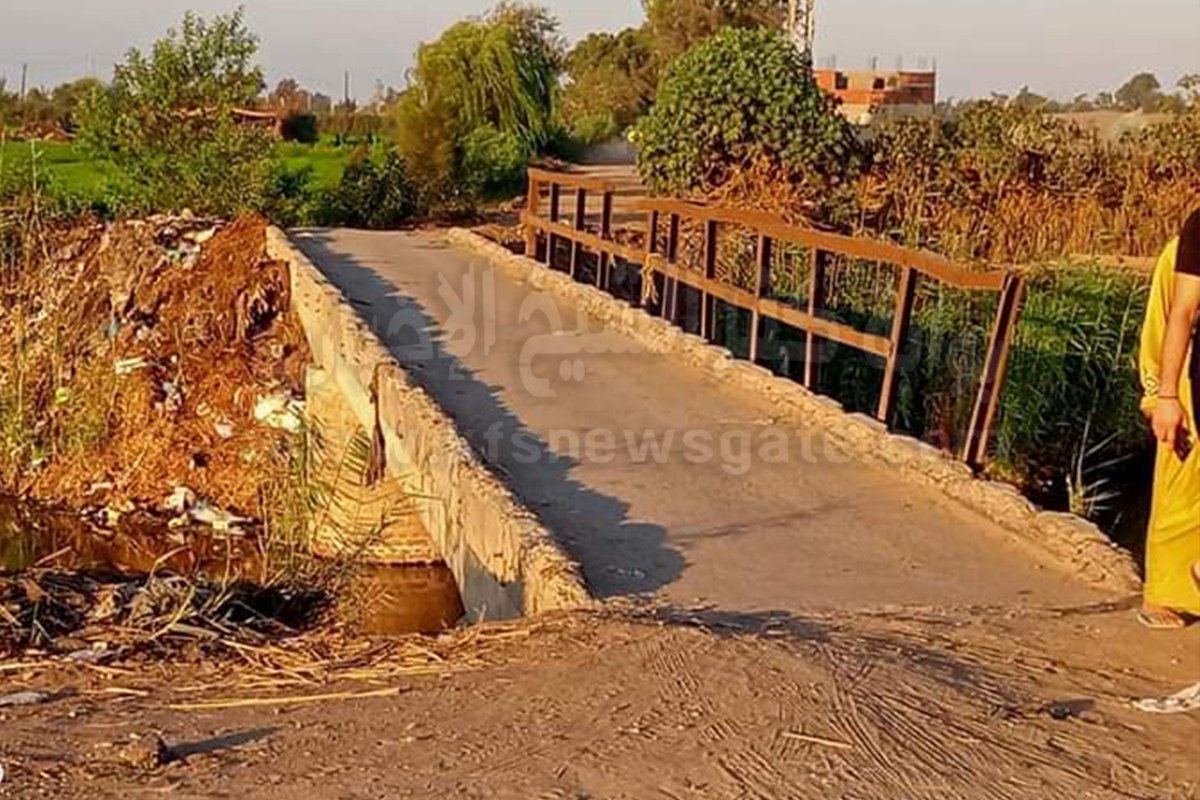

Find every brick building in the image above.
[814,69,937,125]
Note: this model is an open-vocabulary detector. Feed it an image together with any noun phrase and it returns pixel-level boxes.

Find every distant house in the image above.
[814,69,937,125]
[231,107,284,138]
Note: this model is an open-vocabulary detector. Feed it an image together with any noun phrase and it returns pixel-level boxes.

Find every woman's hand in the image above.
[1152,398,1187,451]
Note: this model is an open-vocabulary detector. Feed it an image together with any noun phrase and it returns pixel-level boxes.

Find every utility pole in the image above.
[343,70,351,107]
[19,62,27,101]
[786,0,817,63]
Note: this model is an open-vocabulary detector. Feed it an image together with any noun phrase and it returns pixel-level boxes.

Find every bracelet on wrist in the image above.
[1159,395,1180,401]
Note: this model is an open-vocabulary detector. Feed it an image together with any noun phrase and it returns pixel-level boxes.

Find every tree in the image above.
[1114,72,1162,112]
[1064,93,1095,113]
[561,29,657,135]
[50,78,105,131]
[396,2,563,205]
[413,2,561,149]
[1011,86,1058,112]
[0,79,14,127]
[642,0,785,67]
[634,27,860,196]
[77,9,273,215]
[1179,74,1200,106]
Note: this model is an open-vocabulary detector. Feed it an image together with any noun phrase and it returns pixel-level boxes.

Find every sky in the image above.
[1,0,1197,103]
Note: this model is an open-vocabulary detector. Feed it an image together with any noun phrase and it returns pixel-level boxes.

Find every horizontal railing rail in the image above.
[520,168,1025,468]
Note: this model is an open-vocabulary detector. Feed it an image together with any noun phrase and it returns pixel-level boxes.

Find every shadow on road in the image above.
[292,230,685,600]
[168,727,277,761]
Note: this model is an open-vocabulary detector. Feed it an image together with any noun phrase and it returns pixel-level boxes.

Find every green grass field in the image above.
[1,139,353,202]
[0,140,119,197]
[276,141,352,189]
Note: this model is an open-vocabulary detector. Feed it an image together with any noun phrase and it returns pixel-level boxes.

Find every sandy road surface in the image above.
[1,604,1197,799]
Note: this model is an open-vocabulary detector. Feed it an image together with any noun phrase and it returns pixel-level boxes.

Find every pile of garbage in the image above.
[0,213,310,524]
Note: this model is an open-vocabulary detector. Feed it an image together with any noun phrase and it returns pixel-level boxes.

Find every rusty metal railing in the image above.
[520,167,1025,468]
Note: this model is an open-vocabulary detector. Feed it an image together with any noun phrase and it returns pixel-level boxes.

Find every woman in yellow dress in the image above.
[1140,209,1200,628]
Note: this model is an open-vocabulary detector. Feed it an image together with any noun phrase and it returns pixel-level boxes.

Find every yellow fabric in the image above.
[1140,239,1200,614]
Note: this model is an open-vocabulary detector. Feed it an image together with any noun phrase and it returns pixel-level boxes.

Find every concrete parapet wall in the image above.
[448,228,1142,596]
[267,227,591,619]
[305,365,442,564]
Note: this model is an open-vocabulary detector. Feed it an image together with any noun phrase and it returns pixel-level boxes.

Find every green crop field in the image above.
[276,141,353,189]
[0,140,118,197]
[1,139,353,203]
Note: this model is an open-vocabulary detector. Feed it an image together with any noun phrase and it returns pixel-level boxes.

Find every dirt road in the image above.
[2,603,1197,799]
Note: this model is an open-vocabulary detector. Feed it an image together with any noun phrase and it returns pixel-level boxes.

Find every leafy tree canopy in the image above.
[396,2,562,204]
[634,27,860,196]
[1115,72,1162,112]
[561,28,657,134]
[77,8,274,216]
[405,2,562,150]
[642,0,785,67]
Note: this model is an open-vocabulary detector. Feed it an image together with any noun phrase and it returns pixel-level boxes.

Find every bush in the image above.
[461,125,530,200]
[860,103,1200,261]
[319,148,417,229]
[281,111,319,144]
[634,28,861,196]
[993,266,1148,489]
[263,163,318,228]
[568,113,621,148]
[75,10,274,217]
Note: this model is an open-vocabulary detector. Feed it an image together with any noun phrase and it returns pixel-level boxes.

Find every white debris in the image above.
[114,357,150,376]
[188,501,250,535]
[165,486,196,515]
[1133,682,1200,714]
[190,227,218,245]
[213,419,236,440]
[161,381,183,413]
[254,391,305,434]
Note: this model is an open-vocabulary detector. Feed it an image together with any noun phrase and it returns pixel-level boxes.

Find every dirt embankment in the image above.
[0,214,310,520]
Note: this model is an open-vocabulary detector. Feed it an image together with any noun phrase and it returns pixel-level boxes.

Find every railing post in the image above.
[546,183,561,268]
[524,174,540,257]
[964,272,1026,467]
[598,190,614,291]
[749,234,772,363]
[570,187,587,279]
[804,250,827,389]
[665,213,681,324]
[877,266,918,425]
[642,209,660,310]
[700,220,719,340]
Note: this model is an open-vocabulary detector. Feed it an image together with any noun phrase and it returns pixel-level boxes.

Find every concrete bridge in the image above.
[265,172,1140,621]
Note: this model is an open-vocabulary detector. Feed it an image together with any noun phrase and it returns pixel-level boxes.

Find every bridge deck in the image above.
[294,229,1102,613]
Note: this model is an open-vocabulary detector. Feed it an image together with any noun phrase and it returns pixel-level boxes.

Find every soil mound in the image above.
[0,213,310,519]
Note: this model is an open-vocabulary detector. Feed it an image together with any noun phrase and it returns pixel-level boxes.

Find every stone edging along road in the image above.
[267,226,592,619]
[447,228,1143,598]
